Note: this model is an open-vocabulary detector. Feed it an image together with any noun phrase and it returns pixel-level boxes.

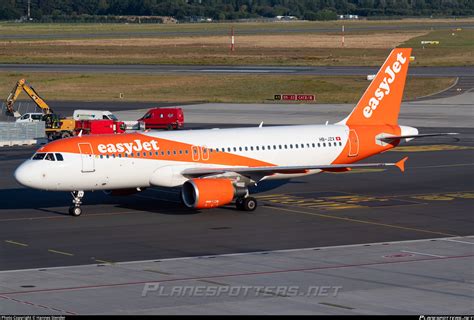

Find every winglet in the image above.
[395,157,408,172]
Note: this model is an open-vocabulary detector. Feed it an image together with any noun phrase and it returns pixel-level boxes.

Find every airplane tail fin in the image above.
[339,48,412,126]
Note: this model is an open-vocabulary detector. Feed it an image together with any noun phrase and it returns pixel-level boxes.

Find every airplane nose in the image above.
[14,162,33,188]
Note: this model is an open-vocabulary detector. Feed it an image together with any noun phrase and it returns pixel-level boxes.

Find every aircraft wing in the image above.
[181,157,408,179]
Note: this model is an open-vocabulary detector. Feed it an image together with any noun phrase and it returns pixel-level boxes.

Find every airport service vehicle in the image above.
[15,113,44,123]
[73,110,119,121]
[138,108,184,130]
[5,79,76,140]
[74,119,126,136]
[15,49,457,216]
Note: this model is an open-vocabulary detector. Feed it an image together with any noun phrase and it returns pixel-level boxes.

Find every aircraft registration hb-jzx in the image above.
[14,48,456,216]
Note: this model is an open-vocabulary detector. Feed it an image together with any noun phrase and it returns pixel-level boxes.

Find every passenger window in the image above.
[32,153,46,160]
[167,151,171,155]
[100,155,103,159]
[295,144,298,149]
[137,152,140,156]
[233,147,236,152]
[106,155,109,159]
[179,150,183,154]
[328,143,332,147]
[244,147,248,151]
[318,143,321,147]
[256,146,259,151]
[250,146,254,151]
[185,150,189,154]
[262,146,265,150]
[45,153,55,161]
[173,150,177,155]
[239,147,242,151]
[118,154,122,158]
[323,143,326,147]
[312,143,315,147]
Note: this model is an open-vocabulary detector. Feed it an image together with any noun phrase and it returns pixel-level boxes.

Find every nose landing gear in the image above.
[69,190,84,216]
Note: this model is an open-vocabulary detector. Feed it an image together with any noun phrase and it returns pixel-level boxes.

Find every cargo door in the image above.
[78,143,95,172]
[348,129,359,157]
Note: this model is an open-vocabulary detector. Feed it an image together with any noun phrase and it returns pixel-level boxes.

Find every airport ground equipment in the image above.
[5,79,76,140]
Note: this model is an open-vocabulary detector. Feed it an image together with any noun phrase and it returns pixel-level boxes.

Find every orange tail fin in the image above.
[340,48,412,126]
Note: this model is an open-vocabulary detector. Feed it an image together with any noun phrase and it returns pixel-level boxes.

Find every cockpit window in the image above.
[32,153,46,160]
[45,153,55,161]
[55,153,64,161]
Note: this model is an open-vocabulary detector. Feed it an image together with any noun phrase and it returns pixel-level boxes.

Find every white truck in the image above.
[15,113,44,123]
[73,110,118,121]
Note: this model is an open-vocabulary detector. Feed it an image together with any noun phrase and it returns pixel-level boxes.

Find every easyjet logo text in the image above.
[97,139,159,154]
[363,52,407,119]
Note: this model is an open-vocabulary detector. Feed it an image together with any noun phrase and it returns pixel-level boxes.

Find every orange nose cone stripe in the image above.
[38,132,275,168]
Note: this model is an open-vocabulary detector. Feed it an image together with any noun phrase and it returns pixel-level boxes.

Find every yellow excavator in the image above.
[6,79,76,139]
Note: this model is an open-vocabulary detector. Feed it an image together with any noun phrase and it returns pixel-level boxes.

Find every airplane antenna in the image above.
[78,130,83,137]
[325,121,329,125]
[259,121,263,128]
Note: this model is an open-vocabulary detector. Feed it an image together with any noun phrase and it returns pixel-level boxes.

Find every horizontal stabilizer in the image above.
[378,133,459,141]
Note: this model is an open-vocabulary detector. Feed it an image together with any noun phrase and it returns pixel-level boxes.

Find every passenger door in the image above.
[348,129,359,157]
[78,143,95,172]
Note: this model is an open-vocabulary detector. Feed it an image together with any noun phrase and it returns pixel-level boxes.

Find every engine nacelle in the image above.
[181,178,243,209]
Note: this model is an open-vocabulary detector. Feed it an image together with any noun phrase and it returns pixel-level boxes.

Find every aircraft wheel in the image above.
[242,197,257,212]
[69,206,82,217]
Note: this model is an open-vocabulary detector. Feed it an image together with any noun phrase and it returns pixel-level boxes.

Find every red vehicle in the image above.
[74,119,126,136]
[138,107,184,130]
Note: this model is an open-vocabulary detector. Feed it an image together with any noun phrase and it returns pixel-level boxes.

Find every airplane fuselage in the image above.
[15,123,399,192]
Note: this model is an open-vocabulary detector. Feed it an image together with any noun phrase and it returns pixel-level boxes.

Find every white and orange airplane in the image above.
[14,48,455,216]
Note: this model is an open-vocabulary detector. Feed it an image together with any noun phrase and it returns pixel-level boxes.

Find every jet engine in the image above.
[181,178,246,209]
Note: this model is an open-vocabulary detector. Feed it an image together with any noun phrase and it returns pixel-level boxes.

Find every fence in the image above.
[0,121,46,147]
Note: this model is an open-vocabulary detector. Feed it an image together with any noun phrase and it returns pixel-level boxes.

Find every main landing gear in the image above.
[69,190,84,216]
[235,196,257,212]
